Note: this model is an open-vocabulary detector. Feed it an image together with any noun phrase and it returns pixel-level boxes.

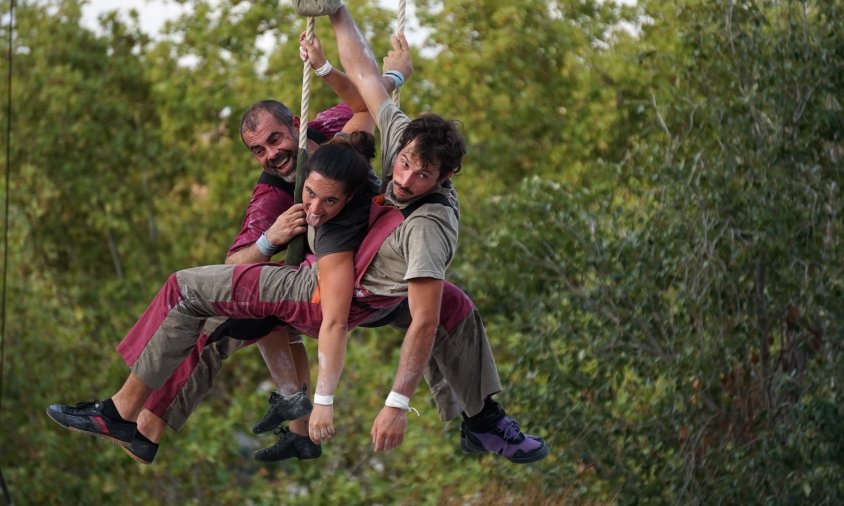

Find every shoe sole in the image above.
[121,446,154,465]
[45,408,133,449]
[460,435,549,464]
[254,447,323,463]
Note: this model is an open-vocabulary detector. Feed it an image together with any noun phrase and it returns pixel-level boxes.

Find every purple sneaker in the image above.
[460,416,549,464]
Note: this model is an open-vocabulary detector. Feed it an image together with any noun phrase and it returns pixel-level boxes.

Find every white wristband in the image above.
[382,70,405,89]
[384,391,411,411]
[314,61,333,77]
[256,231,278,257]
[314,393,334,406]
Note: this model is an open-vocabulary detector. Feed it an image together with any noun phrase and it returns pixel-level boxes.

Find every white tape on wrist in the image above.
[314,393,334,406]
[385,391,419,415]
[314,61,333,77]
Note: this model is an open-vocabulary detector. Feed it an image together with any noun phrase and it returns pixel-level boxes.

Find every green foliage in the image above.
[415,0,647,197]
[454,1,844,503]
[7,1,169,291]
[2,0,843,504]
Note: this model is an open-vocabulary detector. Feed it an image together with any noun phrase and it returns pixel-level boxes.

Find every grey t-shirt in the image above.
[358,101,460,297]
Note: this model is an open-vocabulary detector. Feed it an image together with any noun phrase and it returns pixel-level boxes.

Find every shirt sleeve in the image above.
[400,212,458,281]
[226,183,293,257]
[310,103,354,140]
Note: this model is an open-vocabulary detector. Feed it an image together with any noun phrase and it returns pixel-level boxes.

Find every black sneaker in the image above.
[252,388,313,434]
[253,427,322,462]
[121,435,159,465]
[46,401,136,448]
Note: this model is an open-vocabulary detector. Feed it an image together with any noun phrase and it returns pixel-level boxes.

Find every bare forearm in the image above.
[315,322,348,396]
[225,244,270,264]
[314,252,355,397]
[330,7,380,83]
[370,278,441,451]
[381,75,398,94]
[226,204,305,264]
[322,70,361,104]
[391,321,437,397]
[322,70,397,104]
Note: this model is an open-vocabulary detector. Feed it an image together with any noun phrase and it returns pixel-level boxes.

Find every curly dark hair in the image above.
[398,113,466,178]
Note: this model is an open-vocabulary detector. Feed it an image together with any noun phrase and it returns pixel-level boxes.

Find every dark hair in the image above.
[240,99,295,137]
[304,143,371,197]
[328,130,376,162]
[398,113,466,178]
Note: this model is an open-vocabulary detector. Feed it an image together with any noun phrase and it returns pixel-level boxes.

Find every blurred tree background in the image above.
[1,0,843,504]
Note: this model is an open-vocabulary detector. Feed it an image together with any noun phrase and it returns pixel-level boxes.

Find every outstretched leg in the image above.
[125,327,312,465]
[47,263,322,455]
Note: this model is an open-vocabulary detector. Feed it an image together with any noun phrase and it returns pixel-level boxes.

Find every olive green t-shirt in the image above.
[358,101,460,297]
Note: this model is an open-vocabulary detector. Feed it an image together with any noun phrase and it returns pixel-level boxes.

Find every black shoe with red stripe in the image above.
[122,434,159,465]
[46,401,137,448]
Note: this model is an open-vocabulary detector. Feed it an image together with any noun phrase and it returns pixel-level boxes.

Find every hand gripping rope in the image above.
[286,1,409,264]
[285,15,316,265]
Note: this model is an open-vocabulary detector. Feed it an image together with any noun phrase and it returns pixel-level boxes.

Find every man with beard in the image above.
[46,6,548,462]
[115,39,412,465]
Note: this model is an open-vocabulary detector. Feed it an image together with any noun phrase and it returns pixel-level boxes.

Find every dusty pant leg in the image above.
[143,317,239,422]
[433,302,504,418]
[433,282,503,418]
[390,282,503,420]
[156,264,319,430]
[118,266,239,390]
[162,325,298,431]
[163,331,253,431]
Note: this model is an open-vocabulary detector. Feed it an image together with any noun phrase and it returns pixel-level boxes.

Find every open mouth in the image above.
[269,152,294,176]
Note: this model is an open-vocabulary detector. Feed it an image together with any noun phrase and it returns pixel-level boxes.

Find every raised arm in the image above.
[300,31,411,134]
[307,250,356,444]
[329,6,393,121]
[370,277,443,452]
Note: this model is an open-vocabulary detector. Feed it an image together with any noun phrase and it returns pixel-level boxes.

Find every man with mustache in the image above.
[46,5,548,465]
[310,1,549,461]
[116,40,412,465]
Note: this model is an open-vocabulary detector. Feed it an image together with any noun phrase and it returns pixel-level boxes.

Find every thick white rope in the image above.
[393,0,406,107]
[287,16,316,264]
[299,16,316,150]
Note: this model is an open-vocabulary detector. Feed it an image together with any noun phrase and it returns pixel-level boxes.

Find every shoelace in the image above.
[499,418,525,443]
